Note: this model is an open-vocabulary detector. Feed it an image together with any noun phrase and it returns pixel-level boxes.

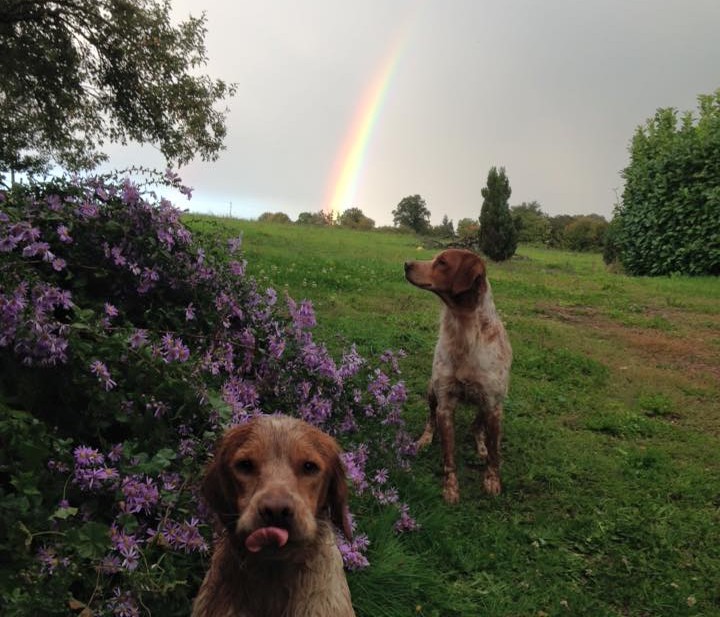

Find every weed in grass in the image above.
[585,402,660,438]
[637,392,675,418]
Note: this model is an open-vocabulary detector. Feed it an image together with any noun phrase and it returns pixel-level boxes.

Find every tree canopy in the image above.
[392,194,431,234]
[0,0,235,175]
[511,201,550,244]
[339,207,375,230]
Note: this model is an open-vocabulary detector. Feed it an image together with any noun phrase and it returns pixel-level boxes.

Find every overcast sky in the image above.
[109,0,720,226]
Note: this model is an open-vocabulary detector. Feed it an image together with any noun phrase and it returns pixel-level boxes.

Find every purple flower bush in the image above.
[0,171,418,616]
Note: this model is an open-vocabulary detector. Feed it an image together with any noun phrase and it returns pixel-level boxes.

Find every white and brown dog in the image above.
[405,249,512,503]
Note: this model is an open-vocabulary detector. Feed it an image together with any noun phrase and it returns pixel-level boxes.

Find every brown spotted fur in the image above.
[404,249,512,503]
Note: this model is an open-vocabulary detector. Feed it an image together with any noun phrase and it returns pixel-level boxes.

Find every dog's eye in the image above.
[234,459,254,474]
[302,461,320,475]
[436,257,446,267]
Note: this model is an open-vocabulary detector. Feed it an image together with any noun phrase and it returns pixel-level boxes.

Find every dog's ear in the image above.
[451,253,487,297]
[326,452,352,539]
[202,452,237,532]
[202,424,253,532]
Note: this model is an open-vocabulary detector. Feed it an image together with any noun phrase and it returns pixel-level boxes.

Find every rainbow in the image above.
[324,32,408,219]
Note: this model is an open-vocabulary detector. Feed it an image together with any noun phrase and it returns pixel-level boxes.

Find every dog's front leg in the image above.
[416,385,438,449]
[436,396,460,503]
[482,404,503,495]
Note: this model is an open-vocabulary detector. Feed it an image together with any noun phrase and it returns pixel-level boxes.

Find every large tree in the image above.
[0,0,235,176]
[614,89,720,276]
[392,194,431,234]
[479,166,517,261]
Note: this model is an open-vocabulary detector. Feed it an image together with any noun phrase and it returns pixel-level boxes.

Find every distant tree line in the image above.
[258,188,609,257]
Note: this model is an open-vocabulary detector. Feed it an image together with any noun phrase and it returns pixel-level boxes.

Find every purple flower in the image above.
[51,257,66,271]
[57,224,72,243]
[74,446,105,467]
[121,180,140,204]
[110,246,126,266]
[160,472,182,491]
[0,235,17,252]
[77,202,99,219]
[342,446,369,493]
[394,503,421,533]
[222,377,260,415]
[374,486,399,505]
[97,555,122,574]
[160,333,190,363]
[120,476,159,514]
[110,526,141,571]
[108,443,124,463]
[337,534,370,571]
[185,303,196,321]
[104,303,119,318]
[373,468,389,485]
[155,517,208,553]
[368,369,391,403]
[22,241,51,259]
[128,329,148,349]
[228,259,246,277]
[46,194,63,212]
[339,345,365,378]
[268,334,285,359]
[299,395,333,427]
[137,267,159,294]
[178,438,196,456]
[73,465,119,491]
[287,297,316,330]
[90,360,117,390]
[37,546,58,575]
[228,235,243,253]
[164,168,181,184]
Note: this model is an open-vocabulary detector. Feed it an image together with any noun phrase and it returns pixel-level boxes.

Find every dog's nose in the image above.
[404,261,412,273]
[258,494,294,527]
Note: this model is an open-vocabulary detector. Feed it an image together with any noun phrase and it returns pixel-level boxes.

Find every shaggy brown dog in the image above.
[192,415,355,617]
[404,249,512,503]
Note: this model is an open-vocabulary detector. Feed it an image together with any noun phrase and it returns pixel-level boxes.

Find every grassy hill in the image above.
[187,216,720,617]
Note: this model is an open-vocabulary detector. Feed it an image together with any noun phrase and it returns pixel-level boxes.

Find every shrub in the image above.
[563,215,609,252]
[615,91,720,276]
[258,211,292,224]
[456,218,480,246]
[0,171,417,616]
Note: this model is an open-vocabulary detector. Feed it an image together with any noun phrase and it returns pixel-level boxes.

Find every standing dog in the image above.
[404,249,512,503]
[193,415,355,617]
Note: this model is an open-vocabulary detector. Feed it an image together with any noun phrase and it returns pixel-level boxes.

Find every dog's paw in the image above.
[442,475,460,504]
[483,470,502,496]
[415,430,434,450]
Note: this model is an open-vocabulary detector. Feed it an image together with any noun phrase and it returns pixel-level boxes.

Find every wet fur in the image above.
[404,249,512,503]
[193,415,355,617]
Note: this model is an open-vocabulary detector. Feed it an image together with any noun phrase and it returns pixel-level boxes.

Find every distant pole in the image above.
[229,201,232,218]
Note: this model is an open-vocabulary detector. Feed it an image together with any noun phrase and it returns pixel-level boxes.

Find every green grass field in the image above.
[188,216,720,617]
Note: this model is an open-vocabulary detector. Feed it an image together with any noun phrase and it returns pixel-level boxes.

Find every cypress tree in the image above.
[480,166,517,261]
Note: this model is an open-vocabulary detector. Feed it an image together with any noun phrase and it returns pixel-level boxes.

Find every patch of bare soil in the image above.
[536,304,720,383]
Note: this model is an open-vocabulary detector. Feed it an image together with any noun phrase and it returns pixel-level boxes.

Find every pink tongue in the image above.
[245,527,289,553]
